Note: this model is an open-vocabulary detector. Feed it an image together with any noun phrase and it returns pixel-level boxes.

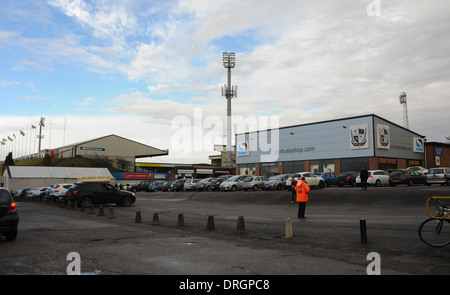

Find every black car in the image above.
[0,188,19,241]
[170,179,187,191]
[128,180,152,193]
[208,178,224,191]
[337,171,359,187]
[67,182,136,207]
[389,170,427,186]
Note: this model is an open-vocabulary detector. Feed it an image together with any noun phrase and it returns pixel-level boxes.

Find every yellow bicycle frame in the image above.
[427,197,450,219]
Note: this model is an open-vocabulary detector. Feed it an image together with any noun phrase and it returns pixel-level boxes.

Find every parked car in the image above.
[289,172,325,189]
[50,183,73,202]
[184,179,201,191]
[264,174,289,190]
[208,178,225,191]
[0,188,19,241]
[26,187,40,198]
[356,170,390,187]
[337,172,359,187]
[389,170,427,186]
[66,182,136,207]
[148,181,165,192]
[407,166,429,175]
[161,182,172,192]
[320,172,337,186]
[32,187,48,200]
[15,188,31,199]
[195,178,214,191]
[426,167,450,186]
[240,176,268,191]
[170,179,187,191]
[128,180,153,193]
[219,175,249,191]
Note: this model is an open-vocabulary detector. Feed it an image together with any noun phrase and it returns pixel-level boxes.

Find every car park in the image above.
[66,182,136,207]
[15,188,31,199]
[184,179,201,191]
[240,176,268,191]
[219,175,249,191]
[32,187,48,200]
[337,171,359,187]
[426,167,450,186]
[0,188,18,241]
[389,170,427,186]
[356,170,390,187]
[290,172,326,189]
[264,174,289,190]
[195,178,214,191]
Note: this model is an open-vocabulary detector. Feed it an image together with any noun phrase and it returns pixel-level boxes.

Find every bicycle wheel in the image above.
[418,218,450,247]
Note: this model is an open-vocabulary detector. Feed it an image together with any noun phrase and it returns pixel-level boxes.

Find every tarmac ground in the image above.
[1,184,450,280]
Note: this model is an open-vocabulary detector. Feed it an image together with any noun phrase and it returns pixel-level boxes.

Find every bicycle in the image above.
[418,196,450,247]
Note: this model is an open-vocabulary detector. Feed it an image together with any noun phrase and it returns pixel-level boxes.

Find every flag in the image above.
[39,117,45,127]
[1,141,4,145]
[31,124,36,129]
[8,136,12,141]
[20,130,25,136]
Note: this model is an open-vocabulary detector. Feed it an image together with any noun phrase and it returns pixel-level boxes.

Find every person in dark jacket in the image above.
[360,166,369,190]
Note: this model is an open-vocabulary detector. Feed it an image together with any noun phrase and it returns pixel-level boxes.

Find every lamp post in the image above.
[222,52,237,168]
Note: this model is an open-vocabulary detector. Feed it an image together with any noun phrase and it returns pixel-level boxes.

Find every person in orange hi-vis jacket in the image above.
[295,177,310,218]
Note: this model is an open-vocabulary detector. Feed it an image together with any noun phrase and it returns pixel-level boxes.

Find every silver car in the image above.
[219,175,249,191]
[240,176,268,191]
[263,174,289,190]
[426,167,450,186]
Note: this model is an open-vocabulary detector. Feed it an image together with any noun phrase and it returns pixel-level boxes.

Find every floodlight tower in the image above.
[399,92,409,129]
[221,52,237,168]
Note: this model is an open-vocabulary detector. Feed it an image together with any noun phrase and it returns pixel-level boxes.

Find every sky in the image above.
[0,0,449,164]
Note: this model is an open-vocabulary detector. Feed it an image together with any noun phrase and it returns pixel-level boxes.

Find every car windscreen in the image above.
[0,190,12,204]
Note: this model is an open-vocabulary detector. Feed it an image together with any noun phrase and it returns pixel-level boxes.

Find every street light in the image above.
[222,52,237,168]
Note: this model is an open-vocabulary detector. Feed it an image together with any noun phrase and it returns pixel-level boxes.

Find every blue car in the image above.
[148,182,164,192]
[320,172,337,187]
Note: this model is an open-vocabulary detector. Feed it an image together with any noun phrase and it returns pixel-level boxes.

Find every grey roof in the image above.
[5,166,113,179]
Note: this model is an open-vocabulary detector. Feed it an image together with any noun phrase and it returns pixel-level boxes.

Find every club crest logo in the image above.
[350,124,369,149]
[377,124,390,149]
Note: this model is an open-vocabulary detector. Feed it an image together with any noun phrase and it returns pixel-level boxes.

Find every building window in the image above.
[239,164,256,175]
[282,161,305,174]
[341,158,370,172]
[310,159,335,174]
[260,162,278,177]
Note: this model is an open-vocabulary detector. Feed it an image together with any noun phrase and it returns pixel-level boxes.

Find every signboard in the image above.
[377,124,390,149]
[350,124,370,149]
[112,172,168,180]
[237,141,250,156]
[413,137,425,153]
[80,147,105,151]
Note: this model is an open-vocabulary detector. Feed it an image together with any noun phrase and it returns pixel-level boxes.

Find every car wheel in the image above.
[5,230,17,241]
[253,185,258,191]
[375,179,381,187]
[408,179,414,186]
[231,185,237,191]
[122,196,133,207]
[319,181,324,189]
[276,184,282,190]
[81,196,94,208]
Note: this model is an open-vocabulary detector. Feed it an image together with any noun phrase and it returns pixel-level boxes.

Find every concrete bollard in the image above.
[177,214,185,228]
[87,206,95,214]
[285,218,293,238]
[236,216,246,233]
[108,208,115,219]
[360,219,367,244]
[135,211,142,223]
[206,216,215,230]
[152,213,160,225]
[97,205,105,217]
